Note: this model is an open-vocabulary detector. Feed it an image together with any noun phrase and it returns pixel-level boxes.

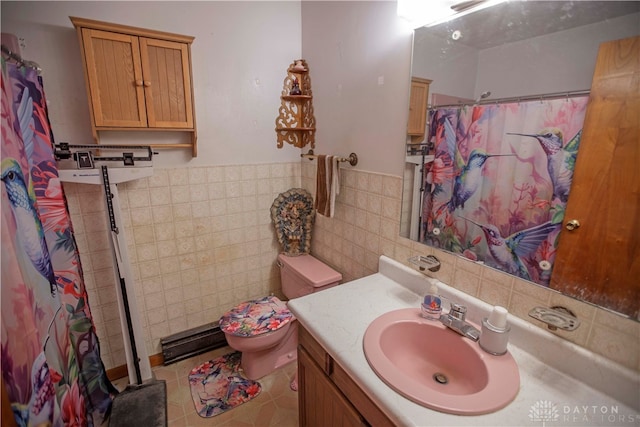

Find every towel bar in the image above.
[301,150,358,166]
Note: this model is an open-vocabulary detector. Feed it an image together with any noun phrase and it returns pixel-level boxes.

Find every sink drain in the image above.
[433,373,448,385]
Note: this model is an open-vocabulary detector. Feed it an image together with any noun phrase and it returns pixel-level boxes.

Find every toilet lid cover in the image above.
[219,296,293,337]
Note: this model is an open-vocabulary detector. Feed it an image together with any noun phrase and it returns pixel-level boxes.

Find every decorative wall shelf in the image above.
[275,59,316,149]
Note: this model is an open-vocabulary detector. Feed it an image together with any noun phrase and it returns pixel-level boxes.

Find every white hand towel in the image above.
[329,156,340,217]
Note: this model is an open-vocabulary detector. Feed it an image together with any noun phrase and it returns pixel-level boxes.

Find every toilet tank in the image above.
[278,253,342,299]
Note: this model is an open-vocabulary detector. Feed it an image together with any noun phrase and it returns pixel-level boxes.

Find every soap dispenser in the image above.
[479,306,511,355]
[421,283,442,320]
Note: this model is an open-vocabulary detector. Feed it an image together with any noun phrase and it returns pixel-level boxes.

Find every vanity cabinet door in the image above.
[298,325,395,427]
[298,347,366,427]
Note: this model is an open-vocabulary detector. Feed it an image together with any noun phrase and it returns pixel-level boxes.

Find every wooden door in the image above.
[407,77,431,135]
[81,28,147,127]
[298,347,366,427]
[139,38,194,128]
[550,36,640,318]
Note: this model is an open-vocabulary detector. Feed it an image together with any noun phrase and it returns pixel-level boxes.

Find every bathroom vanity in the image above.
[288,256,640,426]
[298,325,394,426]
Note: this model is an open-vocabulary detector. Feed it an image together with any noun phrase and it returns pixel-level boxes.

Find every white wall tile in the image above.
[70,164,637,372]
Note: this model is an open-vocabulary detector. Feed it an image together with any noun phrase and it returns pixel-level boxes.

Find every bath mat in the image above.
[188,351,261,418]
[110,380,167,427]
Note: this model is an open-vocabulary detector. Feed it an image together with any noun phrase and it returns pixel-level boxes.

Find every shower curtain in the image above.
[1,61,115,425]
[423,97,588,286]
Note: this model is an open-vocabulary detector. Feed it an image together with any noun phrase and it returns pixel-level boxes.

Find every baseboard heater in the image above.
[160,322,227,365]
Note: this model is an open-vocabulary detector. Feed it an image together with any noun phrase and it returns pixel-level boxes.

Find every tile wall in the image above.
[301,162,640,372]
[63,162,300,368]
[64,160,638,372]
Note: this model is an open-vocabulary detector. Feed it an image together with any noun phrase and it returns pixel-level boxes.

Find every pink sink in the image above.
[363,308,520,415]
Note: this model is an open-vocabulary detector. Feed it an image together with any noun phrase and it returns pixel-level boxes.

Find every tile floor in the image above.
[111,346,299,427]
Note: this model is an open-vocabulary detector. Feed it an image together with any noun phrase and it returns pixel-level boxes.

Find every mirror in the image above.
[402,1,640,319]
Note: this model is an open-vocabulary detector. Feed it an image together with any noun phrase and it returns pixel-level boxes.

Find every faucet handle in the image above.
[449,303,467,321]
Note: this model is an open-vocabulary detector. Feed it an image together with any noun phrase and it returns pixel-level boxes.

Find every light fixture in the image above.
[397,0,507,29]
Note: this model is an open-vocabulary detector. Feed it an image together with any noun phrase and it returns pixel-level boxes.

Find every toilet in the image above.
[219,253,341,380]
[219,188,342,381]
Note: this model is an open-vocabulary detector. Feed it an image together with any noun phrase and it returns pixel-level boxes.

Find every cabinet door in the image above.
[81,28,147,127]
[139,38,194,128]
[407,77,431,135]
[298,347,366,427]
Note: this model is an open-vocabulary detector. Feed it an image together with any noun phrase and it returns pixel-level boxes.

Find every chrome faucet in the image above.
[439,303,480,341]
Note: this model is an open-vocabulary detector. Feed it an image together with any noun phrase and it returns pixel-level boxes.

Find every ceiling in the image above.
[422,1,640,50]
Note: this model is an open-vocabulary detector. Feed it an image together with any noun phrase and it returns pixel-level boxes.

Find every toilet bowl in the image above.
[219,254,342,380]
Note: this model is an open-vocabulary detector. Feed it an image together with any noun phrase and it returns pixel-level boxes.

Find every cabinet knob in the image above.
[143,81,151,87]
[135,80,143,86]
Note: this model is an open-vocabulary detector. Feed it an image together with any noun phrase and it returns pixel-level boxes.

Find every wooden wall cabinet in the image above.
[70,17,197,156]
[298,326,394,427]
[407,77,432,137]
[275,59,316,149]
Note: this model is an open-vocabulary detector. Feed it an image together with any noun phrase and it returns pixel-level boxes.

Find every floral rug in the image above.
[188,352,261,418]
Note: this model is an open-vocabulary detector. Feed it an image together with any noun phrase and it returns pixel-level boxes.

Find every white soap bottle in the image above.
[479,306,511,355]
[421,283,442,320]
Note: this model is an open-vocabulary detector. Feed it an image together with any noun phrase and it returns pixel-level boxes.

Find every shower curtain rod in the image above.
[430,89,590,110]
[1,44,42,74]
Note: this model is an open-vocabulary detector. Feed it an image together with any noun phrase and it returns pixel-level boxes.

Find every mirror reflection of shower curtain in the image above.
[1,61,115,425]
[422,97,588,286]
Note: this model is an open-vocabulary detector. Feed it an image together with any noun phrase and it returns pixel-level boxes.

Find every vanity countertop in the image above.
[287,256,640,427]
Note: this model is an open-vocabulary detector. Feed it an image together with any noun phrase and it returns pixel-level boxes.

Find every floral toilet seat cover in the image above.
[219,296,293,337]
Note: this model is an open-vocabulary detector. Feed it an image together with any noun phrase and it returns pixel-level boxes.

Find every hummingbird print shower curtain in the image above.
[423,97,588,286]
[1,61,115,425]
